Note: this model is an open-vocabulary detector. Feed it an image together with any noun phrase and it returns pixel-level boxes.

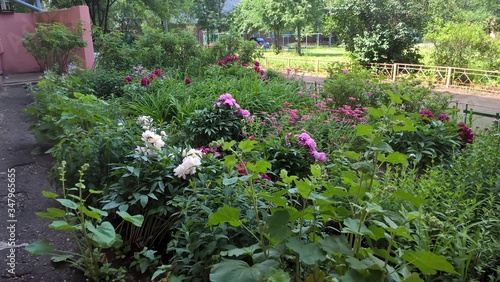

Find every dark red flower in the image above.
[184,77,191,85]
[437,113,450,122]
[140,77,150,86]
[420,109,434,120]
[457,122,475,144]
[153,68,163,77]
[123,76,132,84]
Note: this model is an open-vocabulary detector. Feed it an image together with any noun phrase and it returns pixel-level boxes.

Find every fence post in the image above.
[315,59,319,74]
[446,67,452,88]
[392,64,397,81]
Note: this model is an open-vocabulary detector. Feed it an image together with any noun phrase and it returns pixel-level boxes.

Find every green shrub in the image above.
[93,31,138,71]
[22,22,87,74]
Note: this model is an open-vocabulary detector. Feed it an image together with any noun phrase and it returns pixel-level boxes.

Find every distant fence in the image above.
[262,57,500,94]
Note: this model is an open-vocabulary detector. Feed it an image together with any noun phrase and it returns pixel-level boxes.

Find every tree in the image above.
[228,0,266,38]
[325,0,426,63]
[139,0,194,33]
[193,0,227,44]
[262,0,288,53]
[45,0,118,32]
[284,0,324,55]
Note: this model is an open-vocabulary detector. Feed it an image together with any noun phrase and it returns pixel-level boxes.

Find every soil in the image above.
[0,85,83,281]
[0,74,499,282]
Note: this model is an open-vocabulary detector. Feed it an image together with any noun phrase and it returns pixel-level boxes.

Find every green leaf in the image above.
[402,273,424,282]
[238,139,257,152]
[80,206,102,221]
[223,176,239,185]
[310,164,321,178]
[266,210,292,243]
[320,235,352,255]
[388,91,402,104]
[343,151,361,161]
[342,218,373,236]
[42,191,58,199]
[49,220,76,230]
[210,259,279,282]
[384,152,408,165]
[25,239,55,255]
[117,210,144,227]
[222,140,237,150]
[279,170,298,184]
[356,124,373,137]
[220,244,261,257]
[85,221,117,248]
[367,107,385,119]
[224,154,237,168]
[36,207,66,219]
[56,199,78,209]
[254,160,271,174]
[285,237,326,265]
[89,189,104,194]
[51,254,73,262]
[392,191,424,207]
[346,256,378,270]
[295,179,312,198]
[402,250,458,275]
[208,205,243,227]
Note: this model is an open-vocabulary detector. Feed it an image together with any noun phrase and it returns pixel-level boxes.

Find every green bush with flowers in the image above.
[23,30,500,282]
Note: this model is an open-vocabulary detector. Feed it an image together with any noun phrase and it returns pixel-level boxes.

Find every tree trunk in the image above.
[296,25,302,55]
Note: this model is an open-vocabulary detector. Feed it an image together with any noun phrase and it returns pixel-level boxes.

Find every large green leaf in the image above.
[285,237,326,266]
[402,250,458,275]
[117,210,144,227]
[266,210,292,243]
[238,139,257,152]
[208,205,243,227]
[36,207,66,219]
[221,244,261,257]
[25,239,55,255]
[320,235,352,255]
[56,199,78,210]
[85,221,117,248]
[210,259,279,282]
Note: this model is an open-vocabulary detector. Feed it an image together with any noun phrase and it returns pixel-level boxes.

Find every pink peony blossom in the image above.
[141,77,150,86]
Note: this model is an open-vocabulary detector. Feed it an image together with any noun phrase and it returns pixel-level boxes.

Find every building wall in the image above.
[0,5,94,75]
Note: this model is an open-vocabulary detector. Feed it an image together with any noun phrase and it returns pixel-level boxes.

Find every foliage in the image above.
[93,31,138,71]
[424,20,500,69]
[325,0,425,63]
[25,162,143,281]
[133,27,203,74]
[22,22,87,74]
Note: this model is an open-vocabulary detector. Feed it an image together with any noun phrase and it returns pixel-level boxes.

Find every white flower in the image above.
[173,155,202,179]
[135,146,154,156]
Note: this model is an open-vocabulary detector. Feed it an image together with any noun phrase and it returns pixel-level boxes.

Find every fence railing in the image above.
[262,57,500,94]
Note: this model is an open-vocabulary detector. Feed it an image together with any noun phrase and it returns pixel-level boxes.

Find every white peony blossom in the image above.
[173,155,202,179]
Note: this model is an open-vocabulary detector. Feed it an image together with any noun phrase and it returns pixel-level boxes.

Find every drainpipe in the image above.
[10,0,44,12]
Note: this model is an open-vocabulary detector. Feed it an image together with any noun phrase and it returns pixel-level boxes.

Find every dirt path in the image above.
[0,85,82,281]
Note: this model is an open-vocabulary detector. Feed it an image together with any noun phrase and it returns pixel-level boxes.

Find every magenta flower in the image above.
[312,151,327,163]
[420,109,434,120]
[185,77,191,85]
[236,109,251,117]
[254,61,260,67]
[327,98,333,103]
[123,76,132,84]
[140,77,150,86]
[216,93,240,109]
[153,68,163,77]
[437,113,450,122]
[343,69,348,74]
[311,93,317,99]
[233,56,240,61]
[457,122,475,144]
[297,132,317,152]
[218,60,225,66]
[149,73,157,80]
[225,55,233,63]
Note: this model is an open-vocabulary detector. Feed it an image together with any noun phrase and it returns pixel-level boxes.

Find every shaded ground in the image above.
[0,72,499,281]
[0,83,83,281]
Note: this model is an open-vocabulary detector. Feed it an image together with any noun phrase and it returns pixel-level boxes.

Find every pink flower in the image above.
[123,76,132,84]
[140,77,150,86]
[237,109,251,117]
[457,122,475,144]
[420,109,434,120]
[327,98,333,103]
[343,69,348,74]
[312,151,327,163]
[297,91,304,97]
[348,97,356,101]
[311,93,318,99]
[185,77,191,85]
[254,61,260,67]
[437,113,450,122]
[153,68,163,77]
[149,73,157,80]
[233,56,240,61]
[218,60,225,66]
[248,135,255,140]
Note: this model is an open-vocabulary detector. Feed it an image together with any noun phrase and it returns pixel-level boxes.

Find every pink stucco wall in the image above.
[0,5,94,75]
